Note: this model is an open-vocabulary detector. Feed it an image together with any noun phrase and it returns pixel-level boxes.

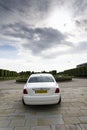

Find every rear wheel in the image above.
[58,96,61,104]
[22,97,26,105]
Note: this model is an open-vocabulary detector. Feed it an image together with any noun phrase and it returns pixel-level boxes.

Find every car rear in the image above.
[22,74,61,105]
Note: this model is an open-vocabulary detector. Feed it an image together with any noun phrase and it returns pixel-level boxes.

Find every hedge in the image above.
[16,78,28,83]
[16,76,72,83]
[55,76,72,82]
[0,77,16,81]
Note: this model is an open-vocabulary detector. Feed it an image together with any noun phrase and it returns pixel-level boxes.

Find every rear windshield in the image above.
[28,76,54,83]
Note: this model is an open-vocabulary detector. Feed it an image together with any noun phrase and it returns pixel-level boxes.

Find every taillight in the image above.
[23,89,28,94]
[55,88,60,93]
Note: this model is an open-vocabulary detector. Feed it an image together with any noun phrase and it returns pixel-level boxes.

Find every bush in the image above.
[0,77,16,81]
[54,75,72,82]
[0,77,4,80]
[16,78,27,83]
[16,76,72,83]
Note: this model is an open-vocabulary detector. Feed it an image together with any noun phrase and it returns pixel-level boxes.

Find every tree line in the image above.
[0,69,17,77]
[18,70,57,78]
[59,66,87,77]
[0,64,87,79]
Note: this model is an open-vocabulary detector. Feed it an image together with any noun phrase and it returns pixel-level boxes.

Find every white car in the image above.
[22,73,61,105]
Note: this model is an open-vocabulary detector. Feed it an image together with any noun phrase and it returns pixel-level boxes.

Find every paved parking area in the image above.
[0,78,87,130]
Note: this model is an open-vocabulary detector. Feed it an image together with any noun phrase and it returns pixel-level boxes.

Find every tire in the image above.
[58,96,61,104]
[22,97,26,105]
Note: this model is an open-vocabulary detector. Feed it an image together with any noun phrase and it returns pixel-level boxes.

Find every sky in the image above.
[0,0,87,72]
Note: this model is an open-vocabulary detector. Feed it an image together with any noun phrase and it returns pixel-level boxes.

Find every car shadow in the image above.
[22,103,61,112]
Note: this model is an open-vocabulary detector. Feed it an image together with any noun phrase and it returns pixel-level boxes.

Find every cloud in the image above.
[0,0,51,25]
[71,0,87,17]
[0,0,87,61]
[0,0,87,29]
[83,19,87,24]
[75,19,87,25]
[75,20,81,26]
[0,22,72,56]
[23,27,68,55]
[85,28,87,31]
[41,40,87,58]
[1,20,87,59]
[0,0,87,17]
[65,41,87,55]
[75,18,87,32]
[75,41,87,52]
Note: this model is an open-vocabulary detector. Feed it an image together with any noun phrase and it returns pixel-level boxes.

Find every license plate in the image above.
[35,90,47,94]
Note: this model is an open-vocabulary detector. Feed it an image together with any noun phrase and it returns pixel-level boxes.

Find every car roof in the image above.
[30,73,53,77]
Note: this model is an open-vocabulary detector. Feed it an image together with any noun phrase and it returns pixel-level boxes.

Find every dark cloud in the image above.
[0,22,34,39]
[0,0,87,25]
[23,28,67,54]
[75,20,81,26]
[42,41,87,59]
[68,41,87,54]
[43,41,87,58]
[76,41,87,52]
[0,0,87,59]
[0,22,72,55]
[72,0,87,17]
[83,19,87,24]
[0,0,51,24]
[76,19,87,25]
[85,28,87,31]
[75,19,87,30]
[0,0,29,12]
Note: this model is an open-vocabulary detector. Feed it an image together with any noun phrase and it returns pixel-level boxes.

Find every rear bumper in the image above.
[23,94,61,105]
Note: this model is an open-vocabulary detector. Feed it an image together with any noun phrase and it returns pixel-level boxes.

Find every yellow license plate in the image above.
[35,90,47,94]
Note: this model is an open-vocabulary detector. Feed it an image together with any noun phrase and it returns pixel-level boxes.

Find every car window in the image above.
[28,76,54,83]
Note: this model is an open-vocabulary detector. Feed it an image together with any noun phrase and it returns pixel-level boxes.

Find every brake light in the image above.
[23,89,28,94]
[55,88,60,93]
